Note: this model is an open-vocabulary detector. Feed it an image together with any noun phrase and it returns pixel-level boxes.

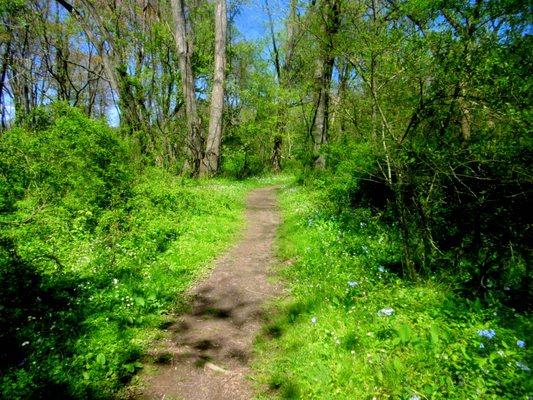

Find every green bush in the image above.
[0,105,253,398]
[255,184,532,399]
[0,103,133,215]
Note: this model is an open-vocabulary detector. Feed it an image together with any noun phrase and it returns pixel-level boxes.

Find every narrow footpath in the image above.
[136,186,281,400]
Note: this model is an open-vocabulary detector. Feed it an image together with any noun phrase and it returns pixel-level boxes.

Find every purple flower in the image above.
[517,340,526,348]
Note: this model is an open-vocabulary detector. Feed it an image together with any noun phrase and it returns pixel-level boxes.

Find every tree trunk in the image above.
[171,0,203,176]
[311,0,339,169]
[200,0,227,177]
[0,36,12,132]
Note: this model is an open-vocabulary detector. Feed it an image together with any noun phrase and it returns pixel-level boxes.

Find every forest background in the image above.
[0,0,531,398]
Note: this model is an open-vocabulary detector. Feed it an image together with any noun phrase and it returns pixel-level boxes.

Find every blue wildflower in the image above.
[377,307,394,317]
[409,396,421,400]
[477,329,496,339]
[516,361,530,372]
[517,340,526,348]
[378,265,386,273]
[348,281,359,287]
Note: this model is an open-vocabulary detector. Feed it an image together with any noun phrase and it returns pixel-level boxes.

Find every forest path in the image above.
[135,186,282,400]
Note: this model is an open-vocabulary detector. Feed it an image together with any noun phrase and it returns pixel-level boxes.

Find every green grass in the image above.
[254,183,532,400]
[0,162,288,399]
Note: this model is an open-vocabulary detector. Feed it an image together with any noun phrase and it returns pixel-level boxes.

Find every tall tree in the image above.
[310,0,340,169]
[171,0,203,175]
[200,0,227,177]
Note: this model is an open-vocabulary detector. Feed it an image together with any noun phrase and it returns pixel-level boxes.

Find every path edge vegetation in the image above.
[252,181,531,399]
[0,0,531,398]
[0,104,289,399]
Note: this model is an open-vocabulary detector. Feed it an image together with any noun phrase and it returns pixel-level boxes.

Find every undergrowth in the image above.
[254,184,532,400]
[0,105,285,399]
[0,169,257,399]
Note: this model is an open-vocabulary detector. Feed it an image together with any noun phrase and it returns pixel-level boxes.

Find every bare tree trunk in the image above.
[311,0,339,169]
[171,0,202,176]
[0,37,12,133]
[270,134,282,172]
[200,0,227,177]
[458,80,471,142]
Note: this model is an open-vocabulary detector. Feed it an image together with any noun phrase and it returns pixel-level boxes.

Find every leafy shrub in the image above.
[255,184,532,399]
[0,105,253,398]
[220,145,264,179]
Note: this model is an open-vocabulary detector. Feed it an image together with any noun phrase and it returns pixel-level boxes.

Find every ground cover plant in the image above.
[254,182,532,399]
[0,0,531,398]
[0,105,270,399]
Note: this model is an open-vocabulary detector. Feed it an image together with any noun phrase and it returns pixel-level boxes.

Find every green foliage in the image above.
[255,184,532,399]
[0,106,256,398]
[1,103,133,214]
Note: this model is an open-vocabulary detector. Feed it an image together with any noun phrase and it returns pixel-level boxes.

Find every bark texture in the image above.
[171,0,203,175]
[311,0,340,169]
[200,0,227,177]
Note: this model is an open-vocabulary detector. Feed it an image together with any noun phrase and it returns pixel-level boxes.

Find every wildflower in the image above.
[479,343,485,349]
[360,222,367,228]
[378,265,386,273]
[516,361,530,372]
[377,307,394,317]
[311,316,317,324]
[348,281,359,287]
[477,329,496,340]
[410,396,421,400]
[517,340,526,348]
[113,278,118,285]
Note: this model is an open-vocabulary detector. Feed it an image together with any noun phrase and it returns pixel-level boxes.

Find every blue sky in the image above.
[234,1,268,41]
[234,0,288,42]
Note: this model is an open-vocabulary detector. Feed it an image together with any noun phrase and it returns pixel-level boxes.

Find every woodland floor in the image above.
[132,186,282,400]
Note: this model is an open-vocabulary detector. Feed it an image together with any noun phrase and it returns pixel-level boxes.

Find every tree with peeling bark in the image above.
[200,0,227,177]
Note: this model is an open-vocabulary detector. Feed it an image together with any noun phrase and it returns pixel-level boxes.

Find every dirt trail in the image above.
[135,186,281,400]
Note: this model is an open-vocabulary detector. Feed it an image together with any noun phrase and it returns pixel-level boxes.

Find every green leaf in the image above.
[96,353,106,365]
[398,323,411,343]
[430,325,440,347]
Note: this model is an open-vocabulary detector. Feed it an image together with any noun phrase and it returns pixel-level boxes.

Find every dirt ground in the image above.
[133,186,282,400]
